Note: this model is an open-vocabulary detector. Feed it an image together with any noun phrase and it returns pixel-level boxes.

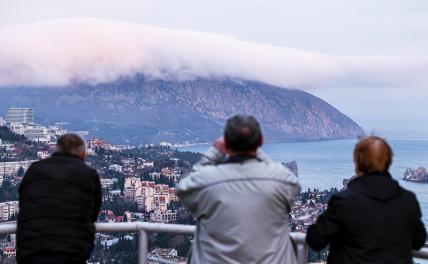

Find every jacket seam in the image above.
[198,177,295,191]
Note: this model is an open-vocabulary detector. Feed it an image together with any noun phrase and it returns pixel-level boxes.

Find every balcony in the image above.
[0,222,426,264]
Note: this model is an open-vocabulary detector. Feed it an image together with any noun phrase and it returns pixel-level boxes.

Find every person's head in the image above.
[56,134,86,160]
[224,114,263,155]
[353,136,393,176]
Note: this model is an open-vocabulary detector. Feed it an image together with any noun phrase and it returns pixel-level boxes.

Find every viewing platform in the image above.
[0,222,426,264]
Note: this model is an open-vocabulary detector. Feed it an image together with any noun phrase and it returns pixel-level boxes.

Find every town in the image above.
[0,107,335,263]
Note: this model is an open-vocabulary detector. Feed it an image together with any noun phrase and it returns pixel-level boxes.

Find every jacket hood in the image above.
[348,172,403,200]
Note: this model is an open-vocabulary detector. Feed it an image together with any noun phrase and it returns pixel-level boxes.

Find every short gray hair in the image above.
[56,134,86,154]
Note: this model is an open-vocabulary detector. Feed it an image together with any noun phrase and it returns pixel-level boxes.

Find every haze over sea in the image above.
[180,138,428,228]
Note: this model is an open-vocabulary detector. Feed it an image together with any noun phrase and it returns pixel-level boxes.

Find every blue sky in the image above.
[0,0,427,137]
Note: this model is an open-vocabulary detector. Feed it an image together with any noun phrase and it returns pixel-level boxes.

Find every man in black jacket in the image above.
[307,136,427,264]
[17,134,102,264]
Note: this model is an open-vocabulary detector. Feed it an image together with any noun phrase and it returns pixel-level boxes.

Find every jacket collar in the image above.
[348,171,403,200]
[52,152,84,161]
[225,154,261,164]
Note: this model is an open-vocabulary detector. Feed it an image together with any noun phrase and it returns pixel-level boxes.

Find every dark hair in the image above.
[57,134,86,154]
[224,114,262,153]
[353,136,393,174]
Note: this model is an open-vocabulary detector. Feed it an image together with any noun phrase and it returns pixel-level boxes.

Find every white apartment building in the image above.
[100,178,118,189]
[47,126,67,137]
[8,123,25,135]
[22,124,50,142]
[0,160,36,177]
[150,209,177,223]
[109,164,123,173]
[0,201,19,221]
[5,108,33,124]
[37,151,50,159]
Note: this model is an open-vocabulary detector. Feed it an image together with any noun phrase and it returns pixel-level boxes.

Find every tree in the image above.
[17,166,25,177]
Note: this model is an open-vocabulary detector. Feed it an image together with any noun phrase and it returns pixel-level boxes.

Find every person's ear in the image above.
[80,150,86,161]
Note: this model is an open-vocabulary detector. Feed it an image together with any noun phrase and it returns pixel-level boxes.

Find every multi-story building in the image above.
[23,124,50,142]
[5,108,33,124]
[150,209,177,223]
[109,164,123,173]
[147,248,186,264]
[0,160,36,177]
[100,178,118,189]
[124,177,143,201]
[0,201,19,221]
[0,117,5,126]
[3,246,16,257]
[47,126,67,137]
[37,151,50,159]
[124,178,178,211]
[7,123,25,135]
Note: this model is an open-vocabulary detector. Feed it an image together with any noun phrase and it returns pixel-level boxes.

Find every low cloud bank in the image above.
[0,18,426,89]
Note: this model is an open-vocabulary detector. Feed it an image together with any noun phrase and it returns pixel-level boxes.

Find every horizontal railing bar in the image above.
[290,232,306,243]
[0,223,16,234]
[136,222,196,234]
[1,222,426,260]
[96,222,140,233]
[413,248,428,259]
[95,222,196,234]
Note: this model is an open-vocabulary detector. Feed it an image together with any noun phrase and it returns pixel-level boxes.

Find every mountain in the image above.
[0,76,364,144]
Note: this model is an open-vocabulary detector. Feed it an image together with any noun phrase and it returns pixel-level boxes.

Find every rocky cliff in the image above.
[403,167,428,183]
[0,76,364,144]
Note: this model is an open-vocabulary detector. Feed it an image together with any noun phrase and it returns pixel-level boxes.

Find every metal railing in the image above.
[0,222,426,264]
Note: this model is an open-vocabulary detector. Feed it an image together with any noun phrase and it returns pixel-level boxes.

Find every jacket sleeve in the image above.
[19,164,32,195]
[412,196,427,250]
[176,147,225,216]
[91,171,102,223]
[280,167,301,211]
[306,194,346,251]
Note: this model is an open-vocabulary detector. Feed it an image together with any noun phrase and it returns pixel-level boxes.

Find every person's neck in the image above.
[228,151,257,157]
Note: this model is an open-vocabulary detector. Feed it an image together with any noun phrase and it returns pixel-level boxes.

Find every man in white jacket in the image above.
[177,114,301,264]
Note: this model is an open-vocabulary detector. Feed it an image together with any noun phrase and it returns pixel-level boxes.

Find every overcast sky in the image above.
[1,0,427,136]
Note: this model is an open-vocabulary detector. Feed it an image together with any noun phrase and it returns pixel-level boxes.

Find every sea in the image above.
[180,138,428,262]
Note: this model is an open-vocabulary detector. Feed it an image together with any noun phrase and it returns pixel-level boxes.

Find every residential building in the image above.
[100,178,118,189]
[47,126,67,137]
[7,123,25,135]
[37,151,50,159]
[147,248,186,264]
[124,178,177,211]
[0,201,19,221]
[0,160,36,176]
[150,209,177,223]
[5,108,33,124]
[3,246,16,257]
[22,123,50,142]
[109,164,123,173]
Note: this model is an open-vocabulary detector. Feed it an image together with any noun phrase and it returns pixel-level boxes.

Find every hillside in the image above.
[0,76,364,144]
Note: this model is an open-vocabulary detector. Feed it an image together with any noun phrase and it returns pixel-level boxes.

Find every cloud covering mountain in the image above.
[0,18,426,89]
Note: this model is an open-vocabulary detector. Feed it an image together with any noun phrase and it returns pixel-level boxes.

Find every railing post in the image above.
[296,240,308,264]
[138,228,148,264]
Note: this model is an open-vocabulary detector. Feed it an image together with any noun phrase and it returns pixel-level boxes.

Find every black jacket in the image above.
[17,153,102,263]
[307,172,426,264]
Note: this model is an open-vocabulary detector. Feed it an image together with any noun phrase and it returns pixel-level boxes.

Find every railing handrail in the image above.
[0,222,427,263]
